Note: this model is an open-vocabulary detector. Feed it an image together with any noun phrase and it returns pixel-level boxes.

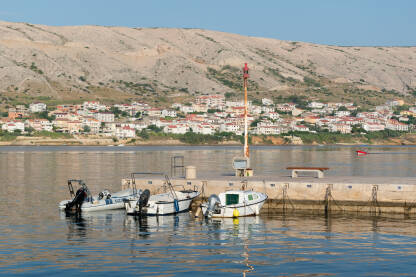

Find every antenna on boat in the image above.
[233,63,253,177]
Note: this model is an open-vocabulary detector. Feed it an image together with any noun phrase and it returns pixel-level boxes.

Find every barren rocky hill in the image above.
[0,20,415,106]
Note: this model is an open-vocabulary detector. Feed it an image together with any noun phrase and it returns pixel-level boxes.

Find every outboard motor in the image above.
[65,187,87,213]
[204,194,221,218]
[137,189,151,214]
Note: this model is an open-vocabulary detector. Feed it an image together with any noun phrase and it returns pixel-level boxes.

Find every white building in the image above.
[308,102,324,109]
[220,123,241,134]
[25,119,53,132]
[115,126,136,138]
[94,112,115,123]
[249,105,262,115]
[329,123,352,134]
[276,103,296,112]
[262,98,273,106]
[164,124,189,134]
[255,125,281,135]
[386,119,409,132]
[82,117,101,134]
[146,108,162,117]
[262,106,274,113]
[180,106,194,114]
[196,95,225,107]
[193,124,215,135]
[134,122,148,131]
[335,111,351,117]
[2,121,25,133]
[161,110,177,118]
[362,123,385,132]
[266,112,280,120]
[293,125,310,132]
[29,103,47,113]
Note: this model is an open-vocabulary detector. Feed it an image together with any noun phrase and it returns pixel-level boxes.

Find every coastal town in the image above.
[0,95,416,142]
[0,95,414,143]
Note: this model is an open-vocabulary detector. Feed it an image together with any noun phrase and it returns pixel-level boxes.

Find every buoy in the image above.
[233,209,239,218]
[194,206,202,218]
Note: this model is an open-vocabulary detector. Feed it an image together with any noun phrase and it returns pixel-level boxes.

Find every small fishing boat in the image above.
[201,190,267,218]
[59,179,142,213]
[124,174,200,216]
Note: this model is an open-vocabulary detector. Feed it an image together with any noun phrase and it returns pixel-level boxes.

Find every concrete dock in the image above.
[121,173,416,215]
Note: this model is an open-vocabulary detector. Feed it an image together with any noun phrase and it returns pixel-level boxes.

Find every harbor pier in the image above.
[122,174,416,215]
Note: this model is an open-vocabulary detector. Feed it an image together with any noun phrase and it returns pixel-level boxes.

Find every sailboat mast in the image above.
[243,63,249,159]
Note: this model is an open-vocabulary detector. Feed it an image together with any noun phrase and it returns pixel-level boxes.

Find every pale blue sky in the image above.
[0,0,415,46]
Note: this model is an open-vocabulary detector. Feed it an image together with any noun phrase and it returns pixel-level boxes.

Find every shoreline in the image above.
[0,136,415,147]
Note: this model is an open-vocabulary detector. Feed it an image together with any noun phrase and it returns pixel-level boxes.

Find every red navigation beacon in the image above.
[243,63,249,79]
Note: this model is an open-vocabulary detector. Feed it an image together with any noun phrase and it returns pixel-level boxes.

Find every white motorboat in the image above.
[125,188,200,216]
[201,190,267,218]
[59,179,141,213]
[124,174,200,216]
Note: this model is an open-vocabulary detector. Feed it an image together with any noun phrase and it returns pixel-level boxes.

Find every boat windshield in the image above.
[226,194,239,205]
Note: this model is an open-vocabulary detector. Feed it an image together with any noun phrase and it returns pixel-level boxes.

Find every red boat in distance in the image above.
[356,150,368,156]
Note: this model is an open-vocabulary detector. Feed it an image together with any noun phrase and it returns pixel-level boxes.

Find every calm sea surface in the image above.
[1,145,416,276]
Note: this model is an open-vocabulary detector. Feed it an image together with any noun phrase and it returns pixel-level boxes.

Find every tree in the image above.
[37,111,55,121]
[110,107,122,118]
[26,126,35,135]
[137,129,149,139]
[83,125,91,133]
[147,124,162,132]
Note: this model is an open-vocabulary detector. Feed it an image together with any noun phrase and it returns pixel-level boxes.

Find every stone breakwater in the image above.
[122,174,416,215]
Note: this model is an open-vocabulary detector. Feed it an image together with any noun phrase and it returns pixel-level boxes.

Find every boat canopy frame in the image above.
[67,179,92,201]
[129,172,200,198]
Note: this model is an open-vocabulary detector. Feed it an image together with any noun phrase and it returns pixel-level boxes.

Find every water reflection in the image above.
[205,217,260,276]
[1,146,416,275]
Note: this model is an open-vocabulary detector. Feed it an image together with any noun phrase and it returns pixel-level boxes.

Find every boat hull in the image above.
[125,191,200,216]
[201,190,268,218]
[201,198,266,218]
[59,189,140,212]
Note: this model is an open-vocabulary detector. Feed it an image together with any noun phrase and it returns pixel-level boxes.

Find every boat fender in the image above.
[174,199,179,213]
[233,209,239,218]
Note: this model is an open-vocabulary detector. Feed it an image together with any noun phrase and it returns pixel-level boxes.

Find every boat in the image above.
[201,190,267,218]
[59,179,142,213]
[124,173,200,216]
[356,150,368,156]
